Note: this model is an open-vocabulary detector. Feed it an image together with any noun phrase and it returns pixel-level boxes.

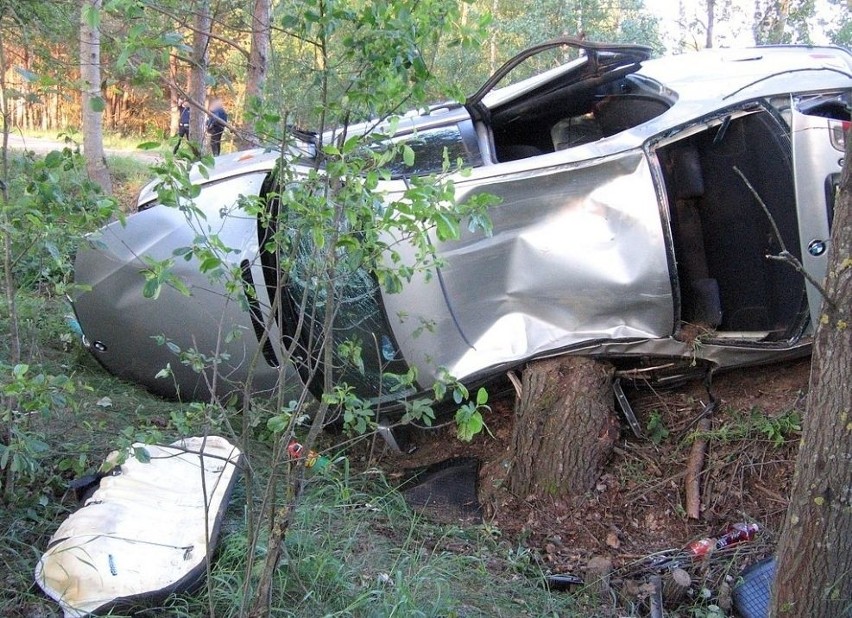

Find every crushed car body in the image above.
[71,38,852,402]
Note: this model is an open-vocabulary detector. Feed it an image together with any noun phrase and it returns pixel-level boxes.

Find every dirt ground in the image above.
[378,357,811,614]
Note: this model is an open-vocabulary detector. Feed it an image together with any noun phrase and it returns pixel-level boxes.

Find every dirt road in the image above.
[5,133,161,164]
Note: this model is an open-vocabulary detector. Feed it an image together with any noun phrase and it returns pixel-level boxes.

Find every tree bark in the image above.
[770,129,852,616]
[705,0,716,47]
[242,0,270,146]
[168,53,180,138]
[754,0,791,44]
[189,0,211,153]
[79,0,112,194]
[507,356,619,499]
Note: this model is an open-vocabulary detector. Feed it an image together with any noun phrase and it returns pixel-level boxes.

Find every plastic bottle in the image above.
[686,522,759,557]
[714,522,759,550]
[686,537,716,557]
[287,440,330,470]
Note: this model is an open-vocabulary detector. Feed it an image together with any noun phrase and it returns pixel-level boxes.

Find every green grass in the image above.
[1,352,581,616]
[0,296,197,617]
[0,288,583,617]
[143,475,582,618]
[106,154,156,209]
[689,406,802,447]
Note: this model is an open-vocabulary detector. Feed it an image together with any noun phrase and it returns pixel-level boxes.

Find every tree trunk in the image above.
[168,53,180,137]
[770,129,852,616]
[488,0,498,73]
[189,0,211,153]
[79,0,112,194]
[754,0,791,44]
[242,0,270,146]
[507,356,619,499]
[705,0,716,48]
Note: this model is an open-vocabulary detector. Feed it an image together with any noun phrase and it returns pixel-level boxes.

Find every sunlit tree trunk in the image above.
[243,0,270,145]
[489,0,498,73]
[79,0,112,194]
[770,131,852,616]
[168,53,180,137]
[190,0,211,153]
[754,0,791,43]
[705,0,716,47]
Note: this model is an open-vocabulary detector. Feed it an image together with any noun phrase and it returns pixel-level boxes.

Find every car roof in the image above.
[639,45,852,103]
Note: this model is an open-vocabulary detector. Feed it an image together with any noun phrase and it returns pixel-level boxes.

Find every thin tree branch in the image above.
[732,165,835,310]
[142,1,251,60]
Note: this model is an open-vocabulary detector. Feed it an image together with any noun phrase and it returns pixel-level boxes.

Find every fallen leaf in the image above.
[605,531,620,549]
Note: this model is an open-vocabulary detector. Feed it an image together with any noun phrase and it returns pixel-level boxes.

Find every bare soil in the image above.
[379,358,810,614]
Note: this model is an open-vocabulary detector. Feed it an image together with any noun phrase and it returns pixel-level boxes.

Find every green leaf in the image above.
[82,3,100,30]
[433,380,447,401]
[199,256,221,272]
[133,446,151,464]
[142,278,161,300]
[452,387,465,405]
[402,144,415,167]
[169,277,192,296]
[434,212,460,241]
[89,96,106,113]
[43,151,64,169]
[267,414,291,433]
[456,410,483,442]
[116,48,131,70]
[476,387,488,406]
[162,31,184,46]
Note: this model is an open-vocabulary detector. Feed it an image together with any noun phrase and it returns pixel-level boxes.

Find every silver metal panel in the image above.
[382,150,673,384]
[75,172,295,399]
[137,148,288,208]
[791,107,846,325]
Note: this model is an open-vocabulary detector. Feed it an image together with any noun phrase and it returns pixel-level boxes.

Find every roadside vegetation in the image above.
[0,142,573,613]
[2,0,850,615]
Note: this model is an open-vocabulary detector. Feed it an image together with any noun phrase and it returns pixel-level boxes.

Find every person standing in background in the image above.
[174,98,190,154]
[207,98,228,156]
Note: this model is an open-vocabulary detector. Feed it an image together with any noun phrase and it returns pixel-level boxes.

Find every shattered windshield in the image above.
[284,231,411,400]
[366,125,477,178]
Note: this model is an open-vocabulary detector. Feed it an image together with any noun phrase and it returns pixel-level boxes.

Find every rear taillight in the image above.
[830,120,848,152]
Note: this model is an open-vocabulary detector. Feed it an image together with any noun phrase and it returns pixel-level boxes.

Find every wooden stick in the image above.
[649,575,664,618]
[685,417,712,519]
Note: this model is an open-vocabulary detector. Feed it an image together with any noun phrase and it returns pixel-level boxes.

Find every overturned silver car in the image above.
[72,38,851,402]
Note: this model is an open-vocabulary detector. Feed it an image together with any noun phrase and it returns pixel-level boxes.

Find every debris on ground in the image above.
[378,358,809,614]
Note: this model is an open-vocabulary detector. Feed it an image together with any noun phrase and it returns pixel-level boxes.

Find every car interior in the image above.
[656,107,809,340]
[485,72,672,162]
